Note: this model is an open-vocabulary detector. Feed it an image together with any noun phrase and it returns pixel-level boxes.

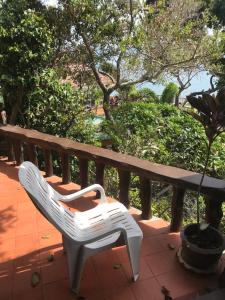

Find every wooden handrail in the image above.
[0,125,224,231]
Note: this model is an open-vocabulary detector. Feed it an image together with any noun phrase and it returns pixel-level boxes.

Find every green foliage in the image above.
[131,87,159,103]
[0,0,53,123]
[103,101,225,223]
[118,86,159,103]
[0,2,52,86]
[161,82,179,104]
[25,68,95,143]
[104,101,225,177]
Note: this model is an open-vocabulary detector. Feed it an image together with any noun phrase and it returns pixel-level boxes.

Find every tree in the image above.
[58,0,223,121]
[25,68,95,142]
[202,0,225,89]
[0,0,53,124]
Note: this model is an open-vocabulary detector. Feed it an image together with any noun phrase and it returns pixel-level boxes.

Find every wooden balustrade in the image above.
[0,125,225,232]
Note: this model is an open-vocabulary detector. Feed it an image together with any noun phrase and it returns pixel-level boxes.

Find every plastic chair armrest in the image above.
[59,184,107,203]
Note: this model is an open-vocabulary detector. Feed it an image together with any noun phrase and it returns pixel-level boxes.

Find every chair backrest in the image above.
[18,161,79,241]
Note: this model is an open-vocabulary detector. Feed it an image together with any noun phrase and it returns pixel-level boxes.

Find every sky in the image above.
[43,0,213,97]
[141,72,213,98]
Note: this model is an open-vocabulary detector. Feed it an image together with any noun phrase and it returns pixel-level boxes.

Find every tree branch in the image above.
[98,69,116,84]
[80,32,107,93]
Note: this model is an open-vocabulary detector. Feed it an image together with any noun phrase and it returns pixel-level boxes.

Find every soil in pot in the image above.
[186,225,222,249]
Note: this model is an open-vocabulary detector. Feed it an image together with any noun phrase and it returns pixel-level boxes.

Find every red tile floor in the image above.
[0,157,224,300]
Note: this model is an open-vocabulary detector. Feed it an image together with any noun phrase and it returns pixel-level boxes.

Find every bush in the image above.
[118,85,159,103]
[105,101,225,177]
[161,82,179,104]
[103,101,225,223]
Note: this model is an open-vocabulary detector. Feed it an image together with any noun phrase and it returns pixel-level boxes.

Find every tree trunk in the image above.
[175,88,182,107]
[9,85,24,125]
[103,92,114,122]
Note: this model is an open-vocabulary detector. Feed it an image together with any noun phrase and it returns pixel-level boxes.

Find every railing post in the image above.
[8,139,15,161]
[170,186,186,232]
[13,140,23,166]
[118,169,130,208]
[79,158,88,189]
[205,196,223,229]
[44,149,53,177]
[140,177,152,219]
[60,153,71,184]
[27,144,38,166]
[95,162,105,198]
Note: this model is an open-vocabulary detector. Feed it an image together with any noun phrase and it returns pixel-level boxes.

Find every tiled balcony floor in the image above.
[0,157,224,300]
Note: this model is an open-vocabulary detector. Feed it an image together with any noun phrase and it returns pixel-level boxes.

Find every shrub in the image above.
[103,101,225,222]
[161,82,179,104]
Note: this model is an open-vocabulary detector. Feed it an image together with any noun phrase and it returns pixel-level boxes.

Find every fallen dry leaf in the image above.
[31,272,41,287]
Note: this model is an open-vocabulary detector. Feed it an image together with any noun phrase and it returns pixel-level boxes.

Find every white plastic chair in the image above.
[18,161,143,294]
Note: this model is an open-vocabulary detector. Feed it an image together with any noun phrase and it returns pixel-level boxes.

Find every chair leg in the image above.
[70,250,89,294]
[126,236,142,281]
[64,238,81,294]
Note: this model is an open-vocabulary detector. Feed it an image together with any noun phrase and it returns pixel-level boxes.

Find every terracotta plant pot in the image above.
[178,223,224,274]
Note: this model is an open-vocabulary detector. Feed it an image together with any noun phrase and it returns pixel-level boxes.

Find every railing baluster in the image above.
[61,153,71,184]
[44,149,53,177]
[13,140,23,166]
[205,196,223,229]
[170,186,186,232]
[27,144,38,166]
[8,139,15,161]
[118,169,130,208]
[140,177,152,219]
[95,162,105,198]
[79,158,88,188]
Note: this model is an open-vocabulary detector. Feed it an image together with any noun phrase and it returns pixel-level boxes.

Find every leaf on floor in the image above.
[113,263,122,269]
[161,286,173,299]
[31,272,41,287]
[47,254,54,262]
[41,234,50,239]
[167,243,175,250]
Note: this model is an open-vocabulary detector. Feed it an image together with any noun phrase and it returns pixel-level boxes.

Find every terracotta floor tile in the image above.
[156,268,218,299]
[131,277,164,300]
[43,279,76,300]
[138,218,170,237]
[0,260,14,277]
[79,258,101,297]
[0,272,13,300]
[160,232,182,251]
[113,245,129,264]
[13,267,42,297]
[0,159,220,300]
[0,238,15,263]
[106,286,136,300]
[36,217,55,232]
[142,235,165,256]
[122,256,154,281]
[38,229,62,248]
[15,220,38,237]
[15,233,39,253]
[92,250,129,292]
[145,250,179,276]
[40,253,68,284]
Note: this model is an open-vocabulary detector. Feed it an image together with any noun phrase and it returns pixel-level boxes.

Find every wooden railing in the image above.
[0,125,225,232]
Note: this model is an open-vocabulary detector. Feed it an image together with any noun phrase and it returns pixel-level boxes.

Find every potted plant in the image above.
[178,88,225,273]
